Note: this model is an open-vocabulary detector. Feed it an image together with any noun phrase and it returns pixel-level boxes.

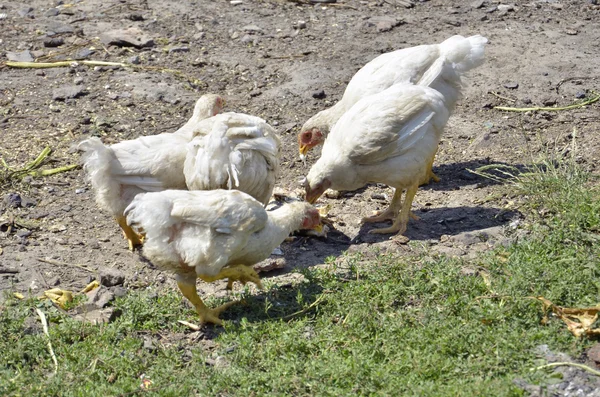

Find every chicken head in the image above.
[305,177,332,204]
[298,127,325,158]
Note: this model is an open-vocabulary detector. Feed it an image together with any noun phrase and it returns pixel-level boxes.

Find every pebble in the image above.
[52,85,87,101]
[575,91,586,99]
[4,193,22,208]
[75,48,94,60]
[45,8,60,17]
[168,46,190,53]
[6,50,34,62]
[99,28,155,48]
[75,188,86,194]
[297,20,307,29]
[485,6,497,13]
[17,7,33,17]
[503,81,519,89]
[129,55,141,65]
[471,0,485,8]
[497,4,514,12]
[542,97,558,106]
[16,229,32,238]
[312,90,326,99]
[99,267,125,287]
[43,37,64,48]
[21,197,37,208]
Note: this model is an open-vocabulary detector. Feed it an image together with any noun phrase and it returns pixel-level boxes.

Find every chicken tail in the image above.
[417,35,487,110]
[185,122,239,190]
[439,35,488,73]
[124,191,174,237]
[78,137,123,215]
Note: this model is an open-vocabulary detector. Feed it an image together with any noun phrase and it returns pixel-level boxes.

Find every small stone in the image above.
[75,188,86,194]
[587,343,600,364]
[43,37,64,48]
[99,28,155,48]
[240,34,253,44]
[485,6,497,12]
[52,85,87,101]
[444,19,461,27]
[497,4,513,12]
[312,90,326,99]
[471,0,485,8]
[75,48,94,60]
[143,337,155,351]
[20,197,37,208]
[111,286,128,298]
[16,229,32,238]
[129,55,141,65]
[6,50,34,62]
[324,189,342,199]
[17,7,33,17]
[73,308,120,325]
[45,8,60,17]
[371,193,388,201]
[99,267,125,287]
[128,13,144,21]
[61,205,71,212]
[542,97,557,107]
[297,20,307,29]
[575,91,586,99]
[242,24,262,32]
[89,241,100,249]
[168,46,190,53]
[503,82,519,89]
[4,193,22,208]
[565,29,578,35]
[550,3,563,10]
[47,276,61,286]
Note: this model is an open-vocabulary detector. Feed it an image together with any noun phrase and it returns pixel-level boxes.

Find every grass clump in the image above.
[1,152,599,396]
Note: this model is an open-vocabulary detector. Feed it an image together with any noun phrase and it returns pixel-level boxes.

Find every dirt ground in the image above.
[1,0,599,373]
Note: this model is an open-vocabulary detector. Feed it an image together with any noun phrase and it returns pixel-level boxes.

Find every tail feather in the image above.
[417,35,487,110]
[78,137,123,215]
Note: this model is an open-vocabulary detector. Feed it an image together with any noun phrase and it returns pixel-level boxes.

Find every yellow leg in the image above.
[362,189,420,223]
[177,279,238,325]
[420,148,440,185]
[370,183,419,235]
[116,216,144,251]
[198,264,263,291]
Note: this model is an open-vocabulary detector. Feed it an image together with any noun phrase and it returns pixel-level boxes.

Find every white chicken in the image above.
[184,112,281,206]
[125,189,321,325]
[298,35,488,182]
[304,38,487,235]
[78,94,224,250]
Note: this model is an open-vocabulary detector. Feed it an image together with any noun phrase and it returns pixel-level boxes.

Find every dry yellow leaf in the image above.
[41,288,74,309]
[13,292,24,299]
[80,280,100,294]
[532,296,600,338]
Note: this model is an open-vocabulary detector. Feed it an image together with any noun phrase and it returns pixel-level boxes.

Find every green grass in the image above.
[1,158,599,396]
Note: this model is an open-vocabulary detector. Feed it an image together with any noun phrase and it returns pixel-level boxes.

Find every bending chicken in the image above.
[299,35,487,182]
[125,189,320,325]
[79,94,223,250]
[184,113,281,206]
[304,43,486,235]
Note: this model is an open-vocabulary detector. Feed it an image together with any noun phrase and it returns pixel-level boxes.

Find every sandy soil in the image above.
[1,0,599,348]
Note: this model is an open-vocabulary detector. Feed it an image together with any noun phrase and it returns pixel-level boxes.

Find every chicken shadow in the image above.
[356,205,520,244]
[423,159,531,192]
[220,276,327,326]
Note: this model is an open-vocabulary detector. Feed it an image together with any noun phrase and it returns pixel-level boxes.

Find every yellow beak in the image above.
[299,144,309,156]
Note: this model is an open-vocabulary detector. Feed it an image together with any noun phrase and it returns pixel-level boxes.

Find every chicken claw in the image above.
[198,264,263,291]
[177,280,240,325]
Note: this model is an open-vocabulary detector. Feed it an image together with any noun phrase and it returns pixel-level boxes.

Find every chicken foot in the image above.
[362,189,419,223]
[369,183,419,235]
[177,279,238,325]
[116,216,144,251]
[198,264,264,291]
